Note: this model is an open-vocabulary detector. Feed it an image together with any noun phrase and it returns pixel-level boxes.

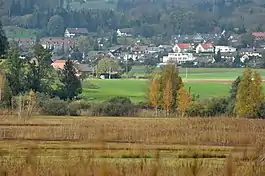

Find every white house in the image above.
[163,53,196,65]
[173,43,194,53]
[64,28,89,38]
[195,43,214,53]
[215,46,237,53]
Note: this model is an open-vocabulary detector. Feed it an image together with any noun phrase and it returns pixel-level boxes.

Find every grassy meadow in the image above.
[3,26,38,38]
[81,67,265,103]
[0,116,264,175]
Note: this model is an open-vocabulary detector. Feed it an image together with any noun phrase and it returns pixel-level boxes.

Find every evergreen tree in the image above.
[233,52,242,68]
[58,60,82,100]
[0,20,8,57]
[5,47,26,96]
[227,76,241,115]
[214,49,222,63]
[26,44,53,93]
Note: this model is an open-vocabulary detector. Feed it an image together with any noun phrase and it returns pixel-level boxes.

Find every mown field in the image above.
[82,79,231,102]
[3,26,38,38]
[81,67,265,103]
[0,116,264,175]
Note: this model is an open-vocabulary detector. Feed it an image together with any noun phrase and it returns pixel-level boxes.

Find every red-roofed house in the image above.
[195,43,214,53]
[252,32,265,40]
[173,43,194,53]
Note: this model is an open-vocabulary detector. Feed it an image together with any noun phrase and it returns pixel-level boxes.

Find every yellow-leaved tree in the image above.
[177,86,192,117]
[234,68,264,118]
[163,78,173,117]
[148,73,161,116]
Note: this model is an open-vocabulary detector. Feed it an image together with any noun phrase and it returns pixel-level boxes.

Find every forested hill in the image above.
[1,0,265,38]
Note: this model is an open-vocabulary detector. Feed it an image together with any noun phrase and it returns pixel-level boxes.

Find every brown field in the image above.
[0,116,265,175]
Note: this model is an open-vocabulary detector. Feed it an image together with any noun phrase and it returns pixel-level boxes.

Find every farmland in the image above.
[0,116,264,175]
[82,67,265,103]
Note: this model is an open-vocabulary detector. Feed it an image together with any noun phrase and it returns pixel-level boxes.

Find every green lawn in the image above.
[130,66,265,79]
[82,79,231,103]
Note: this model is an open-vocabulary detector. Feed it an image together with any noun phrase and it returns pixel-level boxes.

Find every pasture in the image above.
[0,116,264,175]
[3,26,38,38]
[81,67,265,103]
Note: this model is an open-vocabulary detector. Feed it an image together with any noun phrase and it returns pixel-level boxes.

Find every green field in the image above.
[82,79,231,102]
[130,66,265,79]
[82,67,265,102]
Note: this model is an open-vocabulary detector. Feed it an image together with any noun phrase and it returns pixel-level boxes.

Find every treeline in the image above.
[0,45,82,109]
[2,0,265,38]
[147,65,265,118]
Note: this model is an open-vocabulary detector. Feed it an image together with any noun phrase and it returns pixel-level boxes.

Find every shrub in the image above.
[186,98,228,117]
[41,98,69,116]
[90,96,137,117]
[69,100,90,116]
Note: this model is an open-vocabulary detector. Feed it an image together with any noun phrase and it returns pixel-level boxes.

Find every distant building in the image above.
[40,37,74,51]
[195,43,214,53]
[215,46,237,53]
[163,53,196,65]
[64,28,89,38]
[173,43,194,53]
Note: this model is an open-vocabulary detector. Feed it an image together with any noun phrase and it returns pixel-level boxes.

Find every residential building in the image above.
[117,28,134,37]
[64,28,89,38]
[162,53,196,65]
[215,46,237,53]
[252,32,265,41]
[40,37,74,50]
[195,43,214,53]
[173,43,194,53]
[8,37,36,46]
[240,48,262,57]
[74,63,93,77]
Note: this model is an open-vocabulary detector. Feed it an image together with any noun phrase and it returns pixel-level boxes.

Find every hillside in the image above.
[1,0,265,38]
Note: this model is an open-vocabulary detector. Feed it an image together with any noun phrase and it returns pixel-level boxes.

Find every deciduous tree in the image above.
[177,86,192,117]
[163,78,173,117]
[234,68,264,118]
[148,73,161,116]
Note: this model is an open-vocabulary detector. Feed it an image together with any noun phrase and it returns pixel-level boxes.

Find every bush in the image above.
[41,98,69,116]
[69,100,90,116]
[90,96,138,117]
[186,98,228,117]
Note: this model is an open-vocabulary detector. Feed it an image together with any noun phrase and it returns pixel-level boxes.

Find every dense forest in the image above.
[1,0,265,38]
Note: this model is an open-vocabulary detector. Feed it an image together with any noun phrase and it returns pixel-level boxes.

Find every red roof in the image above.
[176,43,191,49]
[201,43,213,49]
[252,32,265,38]
[51,60,67,70]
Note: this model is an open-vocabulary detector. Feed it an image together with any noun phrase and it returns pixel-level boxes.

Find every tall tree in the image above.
[26,44,53,93]
[58,60,82,100]
[148,73,161,116]
[5,47,26,96]
[160,64,183,116]
[234,69,263,118]
[47,15,65,36]
[227,76,241,115]
[177,86,192,117]
[0,20,8,57]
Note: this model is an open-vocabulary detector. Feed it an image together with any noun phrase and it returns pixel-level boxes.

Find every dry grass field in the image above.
[0,116,265,175]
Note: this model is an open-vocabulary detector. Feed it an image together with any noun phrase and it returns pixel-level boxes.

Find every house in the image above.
[215,46,237,53]
[131,45,149,54]
[162,53,196,65]
[8,38,36,48]
[40,38,74,51]
[108,45,125,56]
[240,48,262,57]
[73,63,93,77]
[195,43,214,53]
[51,60,68,70]
[64,28,89,38]
[252,32,265,41]
[173,43,194,53]
[146,46,162,54]
[117,28,134,37]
